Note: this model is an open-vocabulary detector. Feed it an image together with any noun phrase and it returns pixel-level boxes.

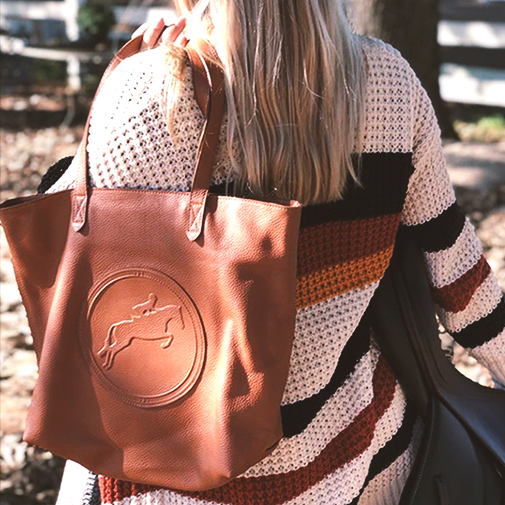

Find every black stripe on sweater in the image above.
[450,296,505,349]
[409,202,466,253]
[348,404,418,505]
[281,314,371,438]
[38,156,74,194]
[300,153,413,229]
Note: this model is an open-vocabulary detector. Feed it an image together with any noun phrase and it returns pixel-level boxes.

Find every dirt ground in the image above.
[0,125,504,504]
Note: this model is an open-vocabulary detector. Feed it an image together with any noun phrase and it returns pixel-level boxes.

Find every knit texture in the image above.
[52,37,505,505]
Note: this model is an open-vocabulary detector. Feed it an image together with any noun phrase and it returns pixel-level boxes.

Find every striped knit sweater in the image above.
[51,37,505,505]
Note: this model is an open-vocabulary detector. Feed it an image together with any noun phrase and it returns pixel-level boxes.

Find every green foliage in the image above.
[77,1,116,42]
[82,69,103,93]
[476,115,505,131]
[454,114,505,143]
[34,60,67,84]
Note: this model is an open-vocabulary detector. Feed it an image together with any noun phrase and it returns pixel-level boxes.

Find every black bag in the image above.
[369,228,505,505]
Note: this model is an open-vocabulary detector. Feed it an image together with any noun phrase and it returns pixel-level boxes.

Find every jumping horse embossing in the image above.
[97,293,184,370]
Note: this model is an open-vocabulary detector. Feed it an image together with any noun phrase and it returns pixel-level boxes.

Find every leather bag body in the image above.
[0,37,301,491]
[369,230,505,505]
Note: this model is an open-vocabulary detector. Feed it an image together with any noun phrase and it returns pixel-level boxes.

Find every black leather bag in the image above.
[369,229,505,505]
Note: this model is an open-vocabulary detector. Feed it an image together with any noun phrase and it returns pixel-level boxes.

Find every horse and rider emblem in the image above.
[83,269,206,407]
[97,293,184,370]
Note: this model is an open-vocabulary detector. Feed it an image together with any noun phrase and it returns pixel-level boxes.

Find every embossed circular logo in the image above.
[80,269,206,408]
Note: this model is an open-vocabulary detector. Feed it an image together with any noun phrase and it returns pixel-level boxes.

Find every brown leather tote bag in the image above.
[0,37,301,491]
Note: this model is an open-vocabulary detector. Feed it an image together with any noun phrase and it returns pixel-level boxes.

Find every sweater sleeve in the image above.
[401,76,505,385]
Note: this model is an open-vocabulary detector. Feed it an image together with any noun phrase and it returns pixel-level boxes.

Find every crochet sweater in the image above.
[52,37,505,505]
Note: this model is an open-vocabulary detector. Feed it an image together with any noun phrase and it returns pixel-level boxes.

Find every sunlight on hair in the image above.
[165,0,367,205]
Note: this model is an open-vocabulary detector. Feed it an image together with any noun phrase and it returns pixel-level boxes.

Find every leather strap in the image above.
[71,35,226,242]
[185,39,226,240]
[73,35,144,231]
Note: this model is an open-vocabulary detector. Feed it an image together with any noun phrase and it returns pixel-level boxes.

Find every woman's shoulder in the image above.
[104,45,185,85]
[92,46,197,120]
[356,36,423,152]
[358,35,419,89]
[99,46,168,94]
[359,35,403,59]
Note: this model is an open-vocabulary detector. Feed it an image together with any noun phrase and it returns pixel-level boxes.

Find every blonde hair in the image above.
[169,0,366,205]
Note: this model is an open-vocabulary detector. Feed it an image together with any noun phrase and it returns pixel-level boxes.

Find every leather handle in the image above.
[71,35,226,241]
[185,40,225,241]
[72,35,144,231]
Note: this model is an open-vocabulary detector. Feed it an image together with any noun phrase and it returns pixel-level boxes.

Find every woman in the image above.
[53,1,504,504]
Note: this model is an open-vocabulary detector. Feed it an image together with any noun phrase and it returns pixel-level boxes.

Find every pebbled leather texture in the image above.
[369,230,505,505]
[0,36,301,491]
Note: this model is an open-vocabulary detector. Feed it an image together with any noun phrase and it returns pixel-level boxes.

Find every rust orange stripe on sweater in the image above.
[296,213,401,278]
[432,254,491,313]
[99,355,397,505]
[296,245,395,309]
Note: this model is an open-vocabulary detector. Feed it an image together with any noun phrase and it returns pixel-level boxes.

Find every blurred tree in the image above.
[348,0,458,139]
[77,1,116,46]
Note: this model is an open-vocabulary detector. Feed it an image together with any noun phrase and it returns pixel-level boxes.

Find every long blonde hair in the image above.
[169,0,366,205]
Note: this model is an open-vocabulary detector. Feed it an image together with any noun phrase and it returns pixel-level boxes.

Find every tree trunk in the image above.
[348,0,458,139]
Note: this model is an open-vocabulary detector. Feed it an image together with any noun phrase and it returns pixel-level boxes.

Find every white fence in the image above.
[1,0,504,106]
[0,1,176,41]
[0,0,176,90]
[438,20,505,106]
